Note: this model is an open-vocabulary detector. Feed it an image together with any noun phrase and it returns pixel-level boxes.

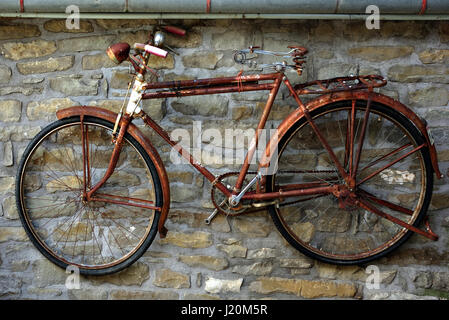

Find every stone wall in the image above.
[0,18,448,300]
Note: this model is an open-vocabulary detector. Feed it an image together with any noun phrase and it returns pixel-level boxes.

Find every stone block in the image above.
[0,65,12,83]
[153,268,190,289]
[2,194,18,219]
[0,176,15,193]
[232,261,273,276]
[57,35,115,52]
[348,46,414,62]
[82,53,117,70]
[217,244,247,258]
[17,56,74,74]
[110,290,178,300]
[171,95,228,117]
[1,40,57,60]
[387,65,449,83]
[0,24,40,40]
[233,217,271,237]
[182,52,223,70]
[409,87,449,107]
[178,255,229,271]
[204,277,243,294]
[0,100,21,122]
[88,262,149,286]
[49,75,99,96]
[247,248,277,259]
[419,49,449,64]
[249,276,357,298]
[44,20,93,33]
[159,231,213,248]
[0,125,41,142]
[27,98,76,121]
[32,259,67,288]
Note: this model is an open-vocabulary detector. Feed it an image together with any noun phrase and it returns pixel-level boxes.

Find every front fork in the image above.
[86,76,145,200]
[85,113,132,200]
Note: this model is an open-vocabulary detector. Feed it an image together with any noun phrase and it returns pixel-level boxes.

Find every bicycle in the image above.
[15,25,443,275]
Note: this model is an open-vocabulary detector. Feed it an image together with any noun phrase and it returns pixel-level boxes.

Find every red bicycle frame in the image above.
[57,37,442,241]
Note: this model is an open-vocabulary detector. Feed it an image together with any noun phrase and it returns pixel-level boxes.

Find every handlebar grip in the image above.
[162,25,186,36]
[134,43,168,58]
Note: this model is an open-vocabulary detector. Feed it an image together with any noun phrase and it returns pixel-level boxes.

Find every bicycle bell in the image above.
[154,31,165,47]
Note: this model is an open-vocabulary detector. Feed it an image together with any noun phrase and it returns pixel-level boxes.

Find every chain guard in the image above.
[210,170,337,216]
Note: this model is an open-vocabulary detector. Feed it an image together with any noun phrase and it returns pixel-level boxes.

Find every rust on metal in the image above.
[142,82,274,99]
[356,143,427,186]
[283,77,348,180]
[234,73,283,193]
[294,75,387,95]
[142,73,277,100]
[258,90,443,179]
[90,196,161,211]
[357,198,438,241]
[137,109,232,197]
[351,92,372,181]
[87,113,132,199]
[358,189,413,216]
[56,40,442,245]
[106,42,131,65]
[56,106,171,238]
[243,185,336,201]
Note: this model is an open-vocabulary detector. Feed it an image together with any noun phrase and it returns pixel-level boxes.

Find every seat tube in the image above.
[233,73,283,193]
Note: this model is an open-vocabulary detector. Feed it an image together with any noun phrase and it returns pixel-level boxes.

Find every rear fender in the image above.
[56,106,171,238]
[259,91,442,179]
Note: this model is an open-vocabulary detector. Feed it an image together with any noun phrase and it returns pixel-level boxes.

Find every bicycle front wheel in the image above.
[267,100,433,265]
[16,116,162,275]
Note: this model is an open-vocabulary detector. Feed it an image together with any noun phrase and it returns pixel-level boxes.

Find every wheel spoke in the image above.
[357,143,425,186]
[352,97,371,179]
[269,101,431,263]
[357,198,436,240]
[359,143,412,173]
[359,188,413,215]
[18,119,160,274]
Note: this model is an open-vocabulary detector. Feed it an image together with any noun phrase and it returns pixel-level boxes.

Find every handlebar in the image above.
[162,25,186,37]
[134,43,168,58]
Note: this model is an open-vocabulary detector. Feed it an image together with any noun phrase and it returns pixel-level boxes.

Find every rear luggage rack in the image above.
[294,74,387,95]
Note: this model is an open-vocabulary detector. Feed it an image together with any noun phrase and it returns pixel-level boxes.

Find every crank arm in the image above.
[205,199,226,225]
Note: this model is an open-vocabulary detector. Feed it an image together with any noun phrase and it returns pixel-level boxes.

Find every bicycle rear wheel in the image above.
[16,116,162,275]
[267,100,433,265]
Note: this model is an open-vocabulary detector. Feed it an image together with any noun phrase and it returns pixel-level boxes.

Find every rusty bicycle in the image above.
[15,25,442,275]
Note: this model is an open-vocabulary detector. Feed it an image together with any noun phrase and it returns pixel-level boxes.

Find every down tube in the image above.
[138,111,232,197]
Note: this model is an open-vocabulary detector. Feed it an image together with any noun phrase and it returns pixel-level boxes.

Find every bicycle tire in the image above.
[16,116,163,275]
[266,100,433,265]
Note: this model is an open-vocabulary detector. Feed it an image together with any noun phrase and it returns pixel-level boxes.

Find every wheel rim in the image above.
[19,120,158,270]
[271,103,427,261]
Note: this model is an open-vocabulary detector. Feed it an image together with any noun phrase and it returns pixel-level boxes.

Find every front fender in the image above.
[56,106,171,238]
[259,91,442,179]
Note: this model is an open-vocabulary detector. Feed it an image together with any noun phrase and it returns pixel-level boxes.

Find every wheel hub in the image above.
[332,184,359,210]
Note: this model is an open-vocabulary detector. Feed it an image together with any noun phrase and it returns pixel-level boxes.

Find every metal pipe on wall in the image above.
[1,0,449,19]
[126,0,449,14]
[2,12,449,20]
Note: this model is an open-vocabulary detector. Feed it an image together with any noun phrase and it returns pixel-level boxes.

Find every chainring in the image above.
[210,172,258,216]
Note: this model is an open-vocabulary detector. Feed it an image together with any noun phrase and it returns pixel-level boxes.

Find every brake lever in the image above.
[163,44,179,56]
